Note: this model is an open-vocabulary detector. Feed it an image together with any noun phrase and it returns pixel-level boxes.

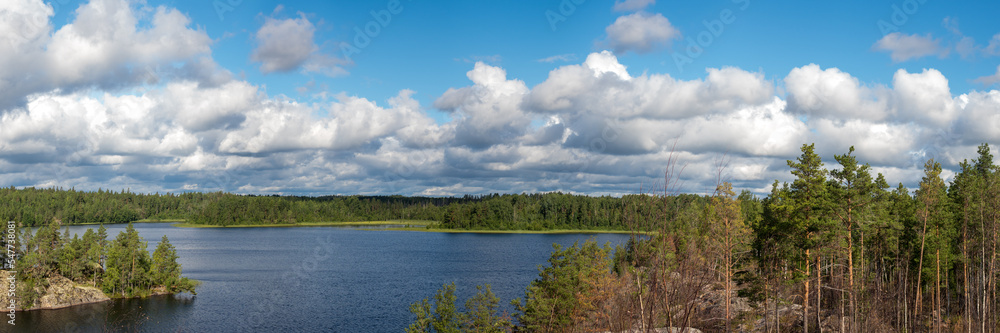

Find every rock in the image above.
[600,328,703,333]
[662,328,704,333]
[0,270,15,311]
[0,271,110,311]
[33,274,110,310]
[691,282,753,323]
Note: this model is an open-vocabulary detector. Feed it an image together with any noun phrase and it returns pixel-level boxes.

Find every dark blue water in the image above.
[13,223,631,332]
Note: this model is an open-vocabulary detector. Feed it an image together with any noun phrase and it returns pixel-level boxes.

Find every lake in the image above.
[13,223,633,332]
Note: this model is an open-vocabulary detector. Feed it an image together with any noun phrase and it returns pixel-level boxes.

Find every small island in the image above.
[1,221,197,311]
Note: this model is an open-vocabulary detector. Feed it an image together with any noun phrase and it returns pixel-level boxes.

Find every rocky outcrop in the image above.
[692,283,752,320]
[32,274,109,310]
[0,271,110,311]
[0,270,13,311]
[601,328,704,333]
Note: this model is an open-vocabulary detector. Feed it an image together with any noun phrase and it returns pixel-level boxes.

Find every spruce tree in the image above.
[151,235,181,291]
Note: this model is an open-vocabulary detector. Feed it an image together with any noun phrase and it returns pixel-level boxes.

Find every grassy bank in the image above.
[171,220,434,228]
[66,218,186,226]
[385,226,645,235]
[169,220,641,234]
[133,218,186,223]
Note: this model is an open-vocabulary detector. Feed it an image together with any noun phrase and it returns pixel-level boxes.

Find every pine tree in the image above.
[786,143,830,333]
[103,223,151,297]
[913,159,952,330]
[829,146,875,332]
[513,240,613,332]
[707,181,750,332]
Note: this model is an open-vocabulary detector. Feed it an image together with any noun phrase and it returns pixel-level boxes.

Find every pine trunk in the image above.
[817,256,822,333]
[963,206,970,333]
[725,226,732,333]
[916,208,930,325]
[848,219,855,333]
[805,249,810,333]
[935,249,941,333]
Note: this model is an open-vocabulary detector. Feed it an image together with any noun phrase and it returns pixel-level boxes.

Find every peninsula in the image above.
[1,221,197,312]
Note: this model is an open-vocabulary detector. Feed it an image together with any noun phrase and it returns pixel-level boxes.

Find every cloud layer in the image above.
[251,10,350,77]
[1,0,999,197]
[872,32,947,62]
[600,12,679,54]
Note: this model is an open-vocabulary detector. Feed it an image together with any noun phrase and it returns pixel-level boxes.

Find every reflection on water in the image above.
[14,223,631,332]
[14,294,196,333]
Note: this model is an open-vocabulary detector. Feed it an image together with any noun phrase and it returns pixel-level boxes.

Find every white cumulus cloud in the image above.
[600,12,679,54]
[251,11,350,77]
[613,0,655,12]
[873,32,947,62]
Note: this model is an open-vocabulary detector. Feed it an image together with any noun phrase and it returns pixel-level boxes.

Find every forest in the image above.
[0,143,997,331]
[1,221,197,309]
[0,185,650,229]
[406,143,1000,333]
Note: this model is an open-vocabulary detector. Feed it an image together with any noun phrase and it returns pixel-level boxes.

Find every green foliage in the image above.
[440,192,633,231]
[407,282,460,333]
[914,160,956,285]
[151,235,183,292]
[0,187,647,231]
[5,220,196,309]
[513,239,612,332]
[786,143,833,251]
[462,285,510,333]
[408,283,514,333]
[103,223,152,297]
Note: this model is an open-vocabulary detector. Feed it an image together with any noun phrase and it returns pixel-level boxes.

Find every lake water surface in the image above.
[13,223,632,332]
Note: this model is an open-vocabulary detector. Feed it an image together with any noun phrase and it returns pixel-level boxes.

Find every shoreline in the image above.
[16,291,183,312]
[170,221,643,234]
[66,219,185,226]
[383,227,644,235]
[170,220,434,228]
[55,220,647,235]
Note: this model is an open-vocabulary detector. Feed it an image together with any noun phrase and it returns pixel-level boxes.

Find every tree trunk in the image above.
[904,250,911,332]
[982,230,988,333]
[805,249,810,333]
[847,208,855,333]
[840,263,846,333]
[636,272,645,332]
[963,205,971,333]
[991,213,998,333]
[774,262,780,333]
[936,248,941,333]
[817,255,822,333]
[858,228,865,333]
[725,232,732,333]
[916,208,930,326]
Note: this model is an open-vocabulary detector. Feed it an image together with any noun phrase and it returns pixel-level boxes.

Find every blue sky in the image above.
[139,0,1000,109]
[1,0,999,196]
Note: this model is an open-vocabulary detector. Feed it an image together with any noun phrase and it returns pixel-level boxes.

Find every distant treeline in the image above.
[0,187,476,226]
[439,192,713,231]
[1,187,701,230]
